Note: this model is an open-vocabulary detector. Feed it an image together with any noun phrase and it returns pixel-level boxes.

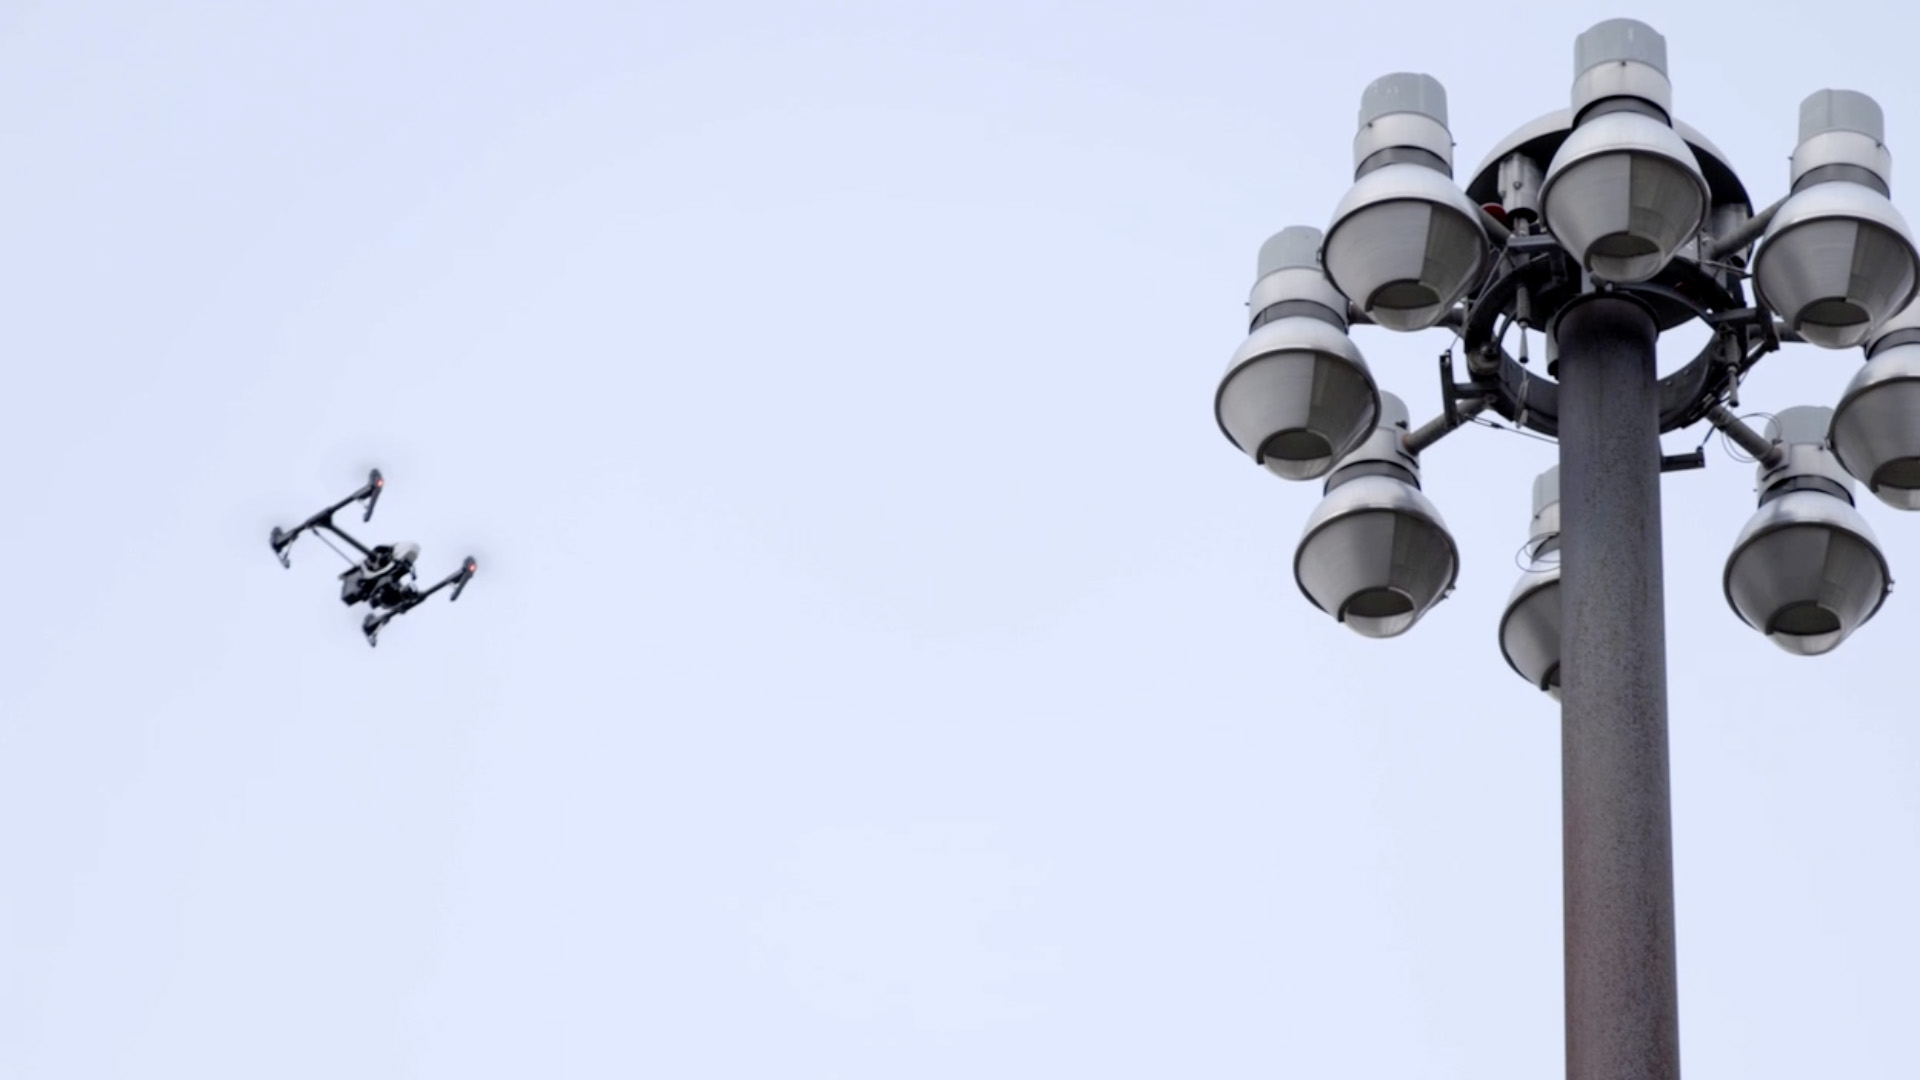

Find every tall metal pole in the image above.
[1552,295,1680,1080]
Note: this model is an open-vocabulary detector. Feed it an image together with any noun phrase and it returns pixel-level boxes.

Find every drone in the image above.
[269,469,477,647]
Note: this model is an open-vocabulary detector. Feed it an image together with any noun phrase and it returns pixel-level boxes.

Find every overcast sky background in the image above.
[3,1,1918,1076]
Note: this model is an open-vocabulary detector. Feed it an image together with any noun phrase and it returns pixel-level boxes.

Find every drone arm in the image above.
[380,557,475,615]
[414,556,479,604]
[310,469,384,524]
[359,556,475,646]
[269,470,384,566]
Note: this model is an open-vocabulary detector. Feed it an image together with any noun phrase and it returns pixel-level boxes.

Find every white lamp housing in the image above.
[1499,467,1564,698]
[1294,393,1460,638]
[1831,295,1920,507]
[1724,406,1892,655]
[1217,226,1382,480]
[1539,19,1710,283]
[1323,73,1490,331]
[1753,90,1920,349]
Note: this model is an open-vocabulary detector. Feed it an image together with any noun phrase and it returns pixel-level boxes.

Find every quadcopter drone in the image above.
[269,469,477,647]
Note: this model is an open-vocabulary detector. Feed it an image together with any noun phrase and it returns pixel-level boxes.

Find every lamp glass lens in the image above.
[1263,429,1333,468]
[1770,601,1843,637]
[1871,457,1920,507]
[1343,587,1415,619]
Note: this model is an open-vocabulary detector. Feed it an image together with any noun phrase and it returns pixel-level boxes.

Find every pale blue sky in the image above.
[3,1,1918,1077]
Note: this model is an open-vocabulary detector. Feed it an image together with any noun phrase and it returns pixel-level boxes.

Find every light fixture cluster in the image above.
[1215,16,1920,676]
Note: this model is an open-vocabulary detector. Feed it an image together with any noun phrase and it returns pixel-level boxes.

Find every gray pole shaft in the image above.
[1552,296,1680,1080]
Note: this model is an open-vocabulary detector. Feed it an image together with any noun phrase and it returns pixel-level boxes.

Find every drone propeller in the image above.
[362,468,385,522]
[270,526,293,568]
[450,556,478,602]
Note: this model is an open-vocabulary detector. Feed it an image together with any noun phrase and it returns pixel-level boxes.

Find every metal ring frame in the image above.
[1423,115,1784,441]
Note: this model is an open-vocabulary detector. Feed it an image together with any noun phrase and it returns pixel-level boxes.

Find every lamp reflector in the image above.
[1217,319,1380,481]
[1295,475,1459,638]
[1540,111,1708,283]
[1831,342,1920,508]
[1753,185,1920,349]
[1499,559,1563,698]
[1723,491,1891,655]
[1324,165,1489,330]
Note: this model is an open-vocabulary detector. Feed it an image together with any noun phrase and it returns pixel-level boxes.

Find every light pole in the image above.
[1215,18,1920,1080]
